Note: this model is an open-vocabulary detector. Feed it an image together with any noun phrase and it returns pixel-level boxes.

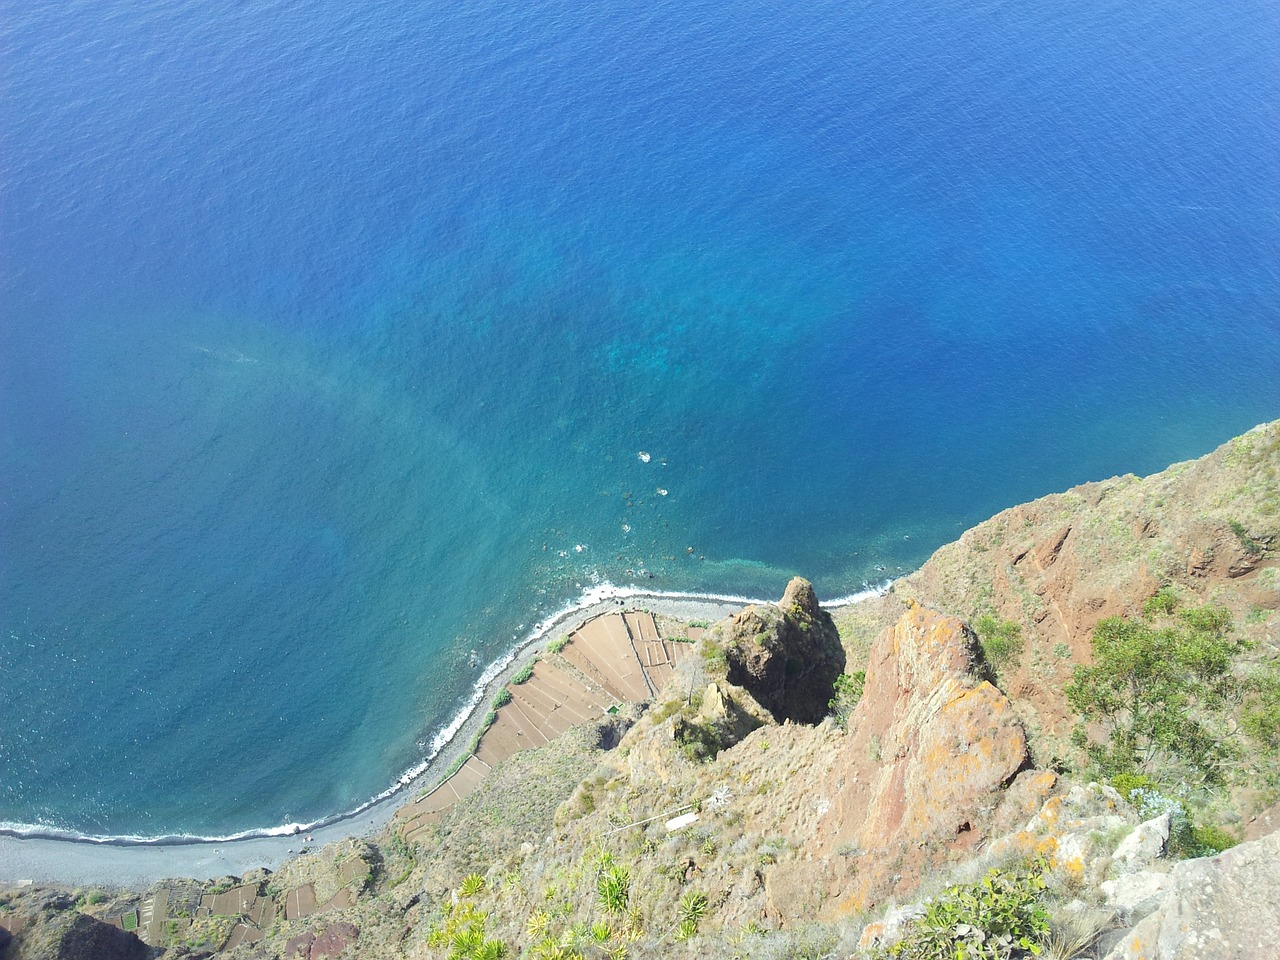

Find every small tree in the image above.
[1065,603,1247,785]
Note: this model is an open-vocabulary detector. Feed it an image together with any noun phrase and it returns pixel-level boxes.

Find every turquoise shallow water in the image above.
[1,0,1278,837]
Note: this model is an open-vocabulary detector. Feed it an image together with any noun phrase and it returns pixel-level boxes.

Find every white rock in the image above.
[1113,812,1171,871]
[1102,869,1170,921]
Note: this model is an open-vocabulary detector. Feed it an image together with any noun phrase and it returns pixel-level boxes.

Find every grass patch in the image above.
[546,635,569,654]
[511,660,537,684]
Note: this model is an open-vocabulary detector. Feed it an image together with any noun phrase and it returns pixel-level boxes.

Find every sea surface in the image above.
[2,0,1277,839]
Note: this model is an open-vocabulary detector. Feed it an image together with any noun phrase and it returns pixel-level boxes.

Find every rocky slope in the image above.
[2,420,1277,960]
[835,419,1280,790]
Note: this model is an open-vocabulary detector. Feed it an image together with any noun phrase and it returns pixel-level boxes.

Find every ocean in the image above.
[2,0,1277,838]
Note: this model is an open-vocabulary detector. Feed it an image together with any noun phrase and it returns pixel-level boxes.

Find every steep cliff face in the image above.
[8,422,1278,960]
[0,891,151,960]
[838,420,1280,767]
[730,602,1049,922]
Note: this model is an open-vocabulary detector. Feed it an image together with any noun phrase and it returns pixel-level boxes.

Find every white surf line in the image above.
[0,578,894,849]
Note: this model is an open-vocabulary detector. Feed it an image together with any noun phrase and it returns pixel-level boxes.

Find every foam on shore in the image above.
[0,579,890,857]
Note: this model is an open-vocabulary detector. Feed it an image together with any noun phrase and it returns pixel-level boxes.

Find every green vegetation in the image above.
[426,876,507,960]
[493,688,512,709]
[1065,601,1249,786]
[1141,587,1179,618]
[673,717,722,762]
[546,635,570,654]
[828,670,866,728]
[888,861,1049,959]
[512,660,537,685]
[1121,784,1239,859]
[1243,669,1280,752]
[1228,519,1263,557]
[675,890,708,941]
[1109,773,1235,856]
[596,863,631,915]
[460,873,487,897]
[974,615,1024,672]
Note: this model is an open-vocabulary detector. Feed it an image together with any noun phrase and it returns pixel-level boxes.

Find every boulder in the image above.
[1102,870,1171,923]
[1102,827,1280,959]
[722,577,845,724]
[1112,813,1171,872]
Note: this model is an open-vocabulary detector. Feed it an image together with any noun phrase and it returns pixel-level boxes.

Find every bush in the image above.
[1141,587,1179,618]
[1108,772,1153,801]
[512,661,536,685]
[1228,519,1263,557]
[676,890,708,941]
[426,877,507,959]
[596,864,630,915]
[1128,787,1239,859]
[828,671,866,729]
[974,615,1023,671]
[889,861,1049,959]
[1065,603,1247,785]
[546,635,569,654]
[492,688,512,709]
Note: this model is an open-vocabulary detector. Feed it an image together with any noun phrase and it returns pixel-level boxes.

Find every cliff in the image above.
[2,421,1277,960]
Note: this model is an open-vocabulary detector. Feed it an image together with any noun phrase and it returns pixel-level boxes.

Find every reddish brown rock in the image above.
[284,922,359,960]
[739,603,1039,923]
[848,604,1027,838]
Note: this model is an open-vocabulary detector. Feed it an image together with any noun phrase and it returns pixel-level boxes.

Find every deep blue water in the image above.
[2,0,1277,837]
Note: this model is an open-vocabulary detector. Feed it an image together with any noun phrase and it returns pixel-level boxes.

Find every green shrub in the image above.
[675,890,708,941]
[492,688,512,709]
[1128,787,1239,859]
[673,718,721,762]
[1228,520,1263,557]
[459,873,486,897]
[1108,772,1153,801]
[546,635,569,654]
[1065,604,1247,785]
[511,661,536,685]
[889,861,1049,960]
[1189,823,1238,857]
[974,615,1023,671]
[426,877,507,959]
[827,671,866,729]
[596,864,631,915]
[1243,668,1280,751]
[1142,587,1179,618]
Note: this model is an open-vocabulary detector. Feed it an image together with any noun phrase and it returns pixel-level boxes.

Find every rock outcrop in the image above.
[1102,828,1280,960]
[719,602,1046,924]
[723,577,845,724]
[819,602,1040,911]
[1,892,152,960]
